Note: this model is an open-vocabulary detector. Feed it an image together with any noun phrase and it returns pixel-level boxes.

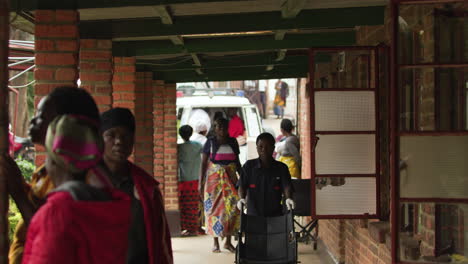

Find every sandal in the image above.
[223,244,236,253]
[181,230,196,237]
[212,246,221,253]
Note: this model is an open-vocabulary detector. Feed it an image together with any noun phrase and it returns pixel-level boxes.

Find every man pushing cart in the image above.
[236,132,297,264]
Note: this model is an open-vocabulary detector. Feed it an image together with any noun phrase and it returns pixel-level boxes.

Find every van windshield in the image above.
[244,106,261,137]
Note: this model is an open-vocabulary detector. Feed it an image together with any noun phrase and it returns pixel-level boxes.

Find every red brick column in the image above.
[112,57,136,161]
[79,39,113,112]
[134,72,154,175]
[34,10,79,166]
[153,80,166,189]
[0,0,10,261]
[163,83,178,210]
[112,57,136,110]
[298,77,311,179]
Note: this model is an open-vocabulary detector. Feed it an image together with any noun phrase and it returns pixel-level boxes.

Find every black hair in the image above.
[256,132,275,145]
[179,125,193,141]
[100,107,136,133]
[213,111,224,121]
[48,86,100,122]
[214,117,229,130]
[280,119,294,133]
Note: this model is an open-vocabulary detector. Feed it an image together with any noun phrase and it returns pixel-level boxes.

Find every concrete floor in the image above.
[172,234,329,264]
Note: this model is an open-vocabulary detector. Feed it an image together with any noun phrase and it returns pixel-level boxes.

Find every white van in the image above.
[177,91,263,164]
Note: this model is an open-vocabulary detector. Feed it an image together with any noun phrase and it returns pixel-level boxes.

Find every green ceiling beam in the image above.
[80,6,384,39]
[190,53,202,66]
[137,53,322,72]
[281,0,307,19]
[274,30,287,41]
[153,5,173,25]
[169,36,184,45]
[113,32,356,56]
[156,65,308,83]
[136,52,333,72]
[276,49,287,61]
[9,0,251,11]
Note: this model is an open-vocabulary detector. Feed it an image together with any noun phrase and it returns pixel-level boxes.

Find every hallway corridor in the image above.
[172,234,332,264]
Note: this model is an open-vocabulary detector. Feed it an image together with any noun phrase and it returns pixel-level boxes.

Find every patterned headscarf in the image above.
[45,115,103,174]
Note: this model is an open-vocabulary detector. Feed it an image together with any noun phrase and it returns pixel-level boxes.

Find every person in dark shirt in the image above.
[237,133,295,216]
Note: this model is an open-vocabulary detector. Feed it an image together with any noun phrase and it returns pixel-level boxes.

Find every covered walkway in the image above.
[172,235,332,264]
[1,0,468,264]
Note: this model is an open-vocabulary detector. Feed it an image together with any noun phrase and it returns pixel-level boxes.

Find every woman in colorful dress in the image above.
[273,79,289,119]
[275,119,301,179]
[199,118,241,253]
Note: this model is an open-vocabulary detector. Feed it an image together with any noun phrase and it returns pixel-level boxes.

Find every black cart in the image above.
[235,207,298,264]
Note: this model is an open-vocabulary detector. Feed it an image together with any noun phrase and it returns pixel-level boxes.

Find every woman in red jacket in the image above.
[100,108,173,264]
[22,115,131,264]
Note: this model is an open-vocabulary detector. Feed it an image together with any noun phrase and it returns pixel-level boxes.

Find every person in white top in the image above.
[188,109,211,146]
[190,121,208,147]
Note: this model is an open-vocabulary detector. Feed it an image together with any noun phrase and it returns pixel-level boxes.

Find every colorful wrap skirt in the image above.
[203,162,240,237]
[178,180,201,233]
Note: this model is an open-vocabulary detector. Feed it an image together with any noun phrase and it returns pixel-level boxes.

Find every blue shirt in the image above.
[178,141,202,182]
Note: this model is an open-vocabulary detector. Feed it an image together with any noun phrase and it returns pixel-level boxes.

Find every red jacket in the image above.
[22,189,131,264]
[228,115,245,138]
[130,162,174,264]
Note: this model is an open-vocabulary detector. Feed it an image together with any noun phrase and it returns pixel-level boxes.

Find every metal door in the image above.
[309,47,381,219]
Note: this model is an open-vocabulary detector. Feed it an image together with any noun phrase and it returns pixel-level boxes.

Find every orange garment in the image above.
[9,165,54,264]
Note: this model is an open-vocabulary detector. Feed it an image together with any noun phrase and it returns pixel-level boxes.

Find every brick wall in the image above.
[321,220,346,263]
[150,80,179,211]
[112,57,136,161]
[0,0,10,262]
[326,3,452,264]
[163,83,178,210]
[297,5,395,263]
[29,12,180,215]
[134,72,154,175]
[34,10,79,166]
[345,220,392,264]
[79,39,113,112]
[112,57,136,110]
[153,80,166,189]
[419,204,436,256]
[298,77,311,180]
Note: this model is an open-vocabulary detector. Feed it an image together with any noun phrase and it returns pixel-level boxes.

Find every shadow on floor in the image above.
[172,234,333,264]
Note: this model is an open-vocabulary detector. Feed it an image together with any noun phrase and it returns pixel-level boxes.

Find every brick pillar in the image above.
[112,57,136,161]
[0,0,10,262]
[112,57,136,110]
[134,72,154,175]
[79,39,113,112]
[298,77,311,179]
[34,10,79,166]
[153,80,165,189]
[163,83,178,210]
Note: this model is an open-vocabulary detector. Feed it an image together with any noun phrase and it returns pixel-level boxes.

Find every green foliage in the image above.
[27,72,35,119]
[15,156,35,183]
[8,157,35,241]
